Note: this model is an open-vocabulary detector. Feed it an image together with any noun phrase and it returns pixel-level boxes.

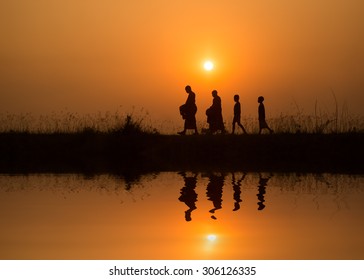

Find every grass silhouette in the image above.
[0,111,363,174]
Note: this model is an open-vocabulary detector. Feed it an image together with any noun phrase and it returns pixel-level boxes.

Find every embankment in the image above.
[0,132,363,174]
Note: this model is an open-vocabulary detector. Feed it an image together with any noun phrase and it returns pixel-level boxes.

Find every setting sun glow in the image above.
[207,234,217,242]
[203,61,214,71]
[0,1,363,126]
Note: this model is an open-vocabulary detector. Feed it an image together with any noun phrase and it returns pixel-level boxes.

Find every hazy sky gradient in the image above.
[1,0,363,125]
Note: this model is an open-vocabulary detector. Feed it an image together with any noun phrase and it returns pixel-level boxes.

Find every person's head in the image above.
[258,96,264,103]
[234,94,239,102]
[185,85,192,93]
[212,90,218,97]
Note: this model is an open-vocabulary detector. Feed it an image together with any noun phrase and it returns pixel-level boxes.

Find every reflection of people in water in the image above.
[232,172,246,211]
[178,85,198,135]
[206,90,225,134]
[257,173,273,210]
[206,173,225,219]
[178,172,198,222]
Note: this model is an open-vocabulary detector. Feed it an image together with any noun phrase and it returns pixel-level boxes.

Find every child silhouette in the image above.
[258,96,273,134]
[232,94,247,134]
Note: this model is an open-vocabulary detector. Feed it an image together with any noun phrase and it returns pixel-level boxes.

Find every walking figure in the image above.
[178,85,198,135]
[206,90,225,133]
[258,96,273,134]
[232,94,247,134]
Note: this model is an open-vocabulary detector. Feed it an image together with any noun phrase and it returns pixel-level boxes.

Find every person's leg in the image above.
[194,126,198,135]
[266,123,273,133]
[178,121,187,135]
[238,122,247,134]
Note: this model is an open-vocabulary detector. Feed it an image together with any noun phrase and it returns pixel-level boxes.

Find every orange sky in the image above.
[1,0,363,127]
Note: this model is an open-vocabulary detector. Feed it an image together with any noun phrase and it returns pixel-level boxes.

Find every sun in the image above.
[203,60,214,71]
[207,234,217,242]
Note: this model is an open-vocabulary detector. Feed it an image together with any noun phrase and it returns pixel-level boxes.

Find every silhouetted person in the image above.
[178,172,198,222]
[232,172,246,211]
[257,173,273,210]
[206,173,225,219]
[258,96,273,134]
[232,94,247,134]
[206,90,225,133]
[178,85,198,135]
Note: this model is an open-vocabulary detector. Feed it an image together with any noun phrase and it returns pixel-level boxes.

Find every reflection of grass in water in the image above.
[0,109,362,134]
[0,173,146,192]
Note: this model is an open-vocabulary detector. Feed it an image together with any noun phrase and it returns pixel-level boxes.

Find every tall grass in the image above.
[225,111,362,134]
[241,93,363,134]
[266,112,363,134]
[0,109,158,134]
[0,109,362,134]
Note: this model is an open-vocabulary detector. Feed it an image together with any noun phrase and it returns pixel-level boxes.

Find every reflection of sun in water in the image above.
[203,60,214,71]
[207,234,217,242]
[203,233,220,256]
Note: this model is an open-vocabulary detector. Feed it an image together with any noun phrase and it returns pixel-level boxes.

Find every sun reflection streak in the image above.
[202,232,222,256]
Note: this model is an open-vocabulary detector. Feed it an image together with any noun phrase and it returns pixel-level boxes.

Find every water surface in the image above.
[0,172,363,259]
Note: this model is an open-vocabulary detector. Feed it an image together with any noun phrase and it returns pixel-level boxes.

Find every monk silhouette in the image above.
[206,90,225,134]
[178,85,198,135]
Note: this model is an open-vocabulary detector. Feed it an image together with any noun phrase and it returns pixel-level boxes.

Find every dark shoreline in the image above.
[0,132,363,174]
